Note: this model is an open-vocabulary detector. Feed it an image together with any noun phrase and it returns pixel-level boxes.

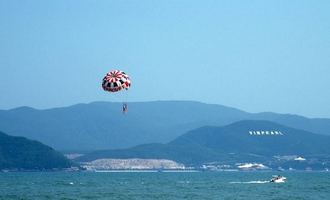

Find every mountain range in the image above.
[76,120,330,169]
[1,101,330,151]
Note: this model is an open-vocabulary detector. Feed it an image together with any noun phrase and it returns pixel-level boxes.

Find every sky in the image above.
[0,0,330,118]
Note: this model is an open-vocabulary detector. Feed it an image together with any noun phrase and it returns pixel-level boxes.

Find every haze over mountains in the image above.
[1,101,330,151]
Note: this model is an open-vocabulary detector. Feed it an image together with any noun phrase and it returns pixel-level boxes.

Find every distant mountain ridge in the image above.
[0,101,330,150]
[77,120,330,168]
[0,131,71,170]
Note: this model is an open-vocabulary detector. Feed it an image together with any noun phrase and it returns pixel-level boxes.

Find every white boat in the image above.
[270,175,286,183]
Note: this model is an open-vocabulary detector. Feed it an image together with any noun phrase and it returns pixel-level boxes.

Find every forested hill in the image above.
[0,131,71,170]
[77,120,330,167]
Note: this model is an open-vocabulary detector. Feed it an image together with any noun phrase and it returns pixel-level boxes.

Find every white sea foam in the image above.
[230,180,269,184]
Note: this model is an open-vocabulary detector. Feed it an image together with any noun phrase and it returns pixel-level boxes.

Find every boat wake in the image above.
[230,180,269,184]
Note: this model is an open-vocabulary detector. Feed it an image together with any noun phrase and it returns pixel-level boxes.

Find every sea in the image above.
[0,171,329,200]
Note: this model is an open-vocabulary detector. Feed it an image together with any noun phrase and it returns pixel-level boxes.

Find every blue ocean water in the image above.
[0,171,329,200]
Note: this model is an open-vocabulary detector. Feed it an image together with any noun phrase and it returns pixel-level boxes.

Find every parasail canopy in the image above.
[102,70,131,92]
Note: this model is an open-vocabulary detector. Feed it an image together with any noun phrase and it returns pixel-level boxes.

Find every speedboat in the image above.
[270,175,286,183]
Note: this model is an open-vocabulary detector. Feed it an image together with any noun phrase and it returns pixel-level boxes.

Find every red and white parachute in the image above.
[102,70,131,113]
[102,70,131,92]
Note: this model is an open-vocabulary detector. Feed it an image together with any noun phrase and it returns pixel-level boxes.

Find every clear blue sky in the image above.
[1,0,329,118]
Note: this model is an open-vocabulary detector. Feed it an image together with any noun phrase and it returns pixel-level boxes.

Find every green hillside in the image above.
[0,131,72,170]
